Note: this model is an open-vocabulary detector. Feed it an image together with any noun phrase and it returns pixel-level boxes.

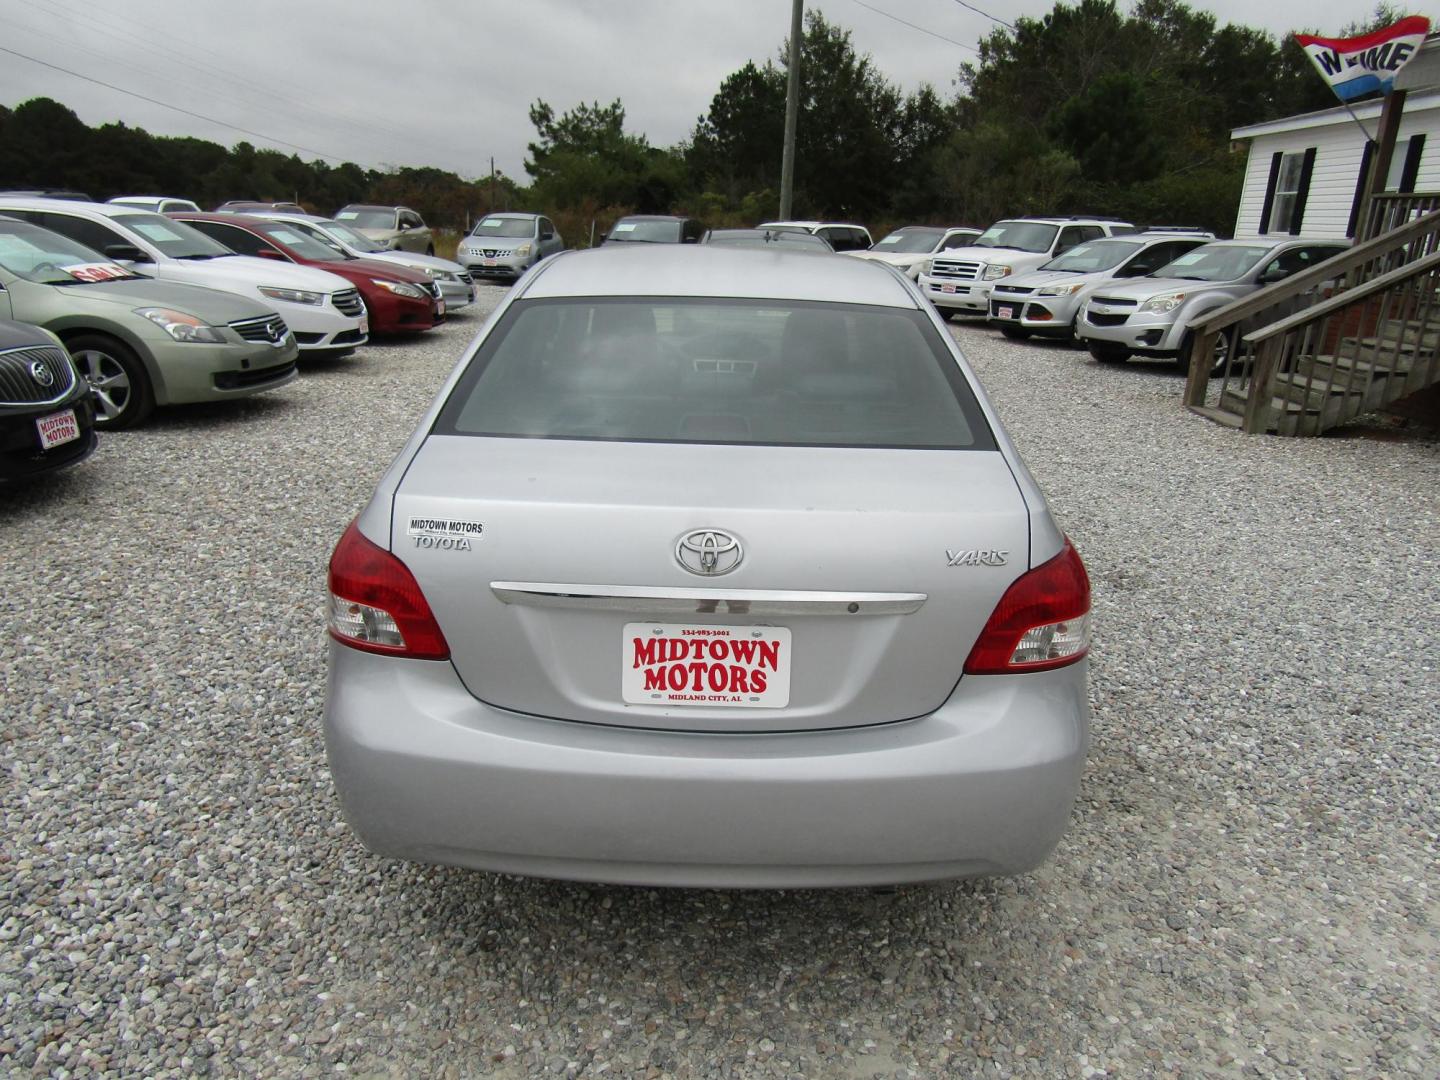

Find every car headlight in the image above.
[372,279,428,299]
[134,307,225,343]
[513,244,533,258]
[1139,292,1186,314]
[423,268,457,282]
[259,286,324,306]
[982,264,1012,280]
[1036,282,1086,297]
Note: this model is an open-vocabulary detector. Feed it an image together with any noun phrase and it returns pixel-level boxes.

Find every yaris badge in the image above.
[676,529,743,576]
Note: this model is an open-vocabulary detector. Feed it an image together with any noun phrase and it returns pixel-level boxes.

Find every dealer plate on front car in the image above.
[36,409,80,449]
[622,623,792,708]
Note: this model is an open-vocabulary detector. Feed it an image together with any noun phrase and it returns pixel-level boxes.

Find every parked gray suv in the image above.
[1076,238,1349,369]
[457,213,564,281]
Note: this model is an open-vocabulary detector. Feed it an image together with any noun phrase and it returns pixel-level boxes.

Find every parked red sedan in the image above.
[170,213,444,334]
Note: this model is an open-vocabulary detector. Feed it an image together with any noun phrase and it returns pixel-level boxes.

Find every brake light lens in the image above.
[964,538,1090,674]
[327,520,450,660]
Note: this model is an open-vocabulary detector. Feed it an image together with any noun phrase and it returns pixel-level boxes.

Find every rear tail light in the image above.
[327,520,450,660]
[964,538,1090,674]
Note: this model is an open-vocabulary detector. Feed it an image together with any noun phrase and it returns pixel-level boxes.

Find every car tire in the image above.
[1088,343,1130,364]
[67,333,154,429]
[1179,330,1231,377]
[1000,325,1031,341]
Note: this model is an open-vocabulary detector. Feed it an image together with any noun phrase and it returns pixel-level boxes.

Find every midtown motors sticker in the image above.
[622,623,792,708]
[1296,16,1430,102]
[407,516,484,551]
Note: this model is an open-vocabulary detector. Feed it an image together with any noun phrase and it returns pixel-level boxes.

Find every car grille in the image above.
[229,314,290,344]
[1089,295,1138,307]
[332,289,365,317]
[331,328,366,346]
[928,259,982,281]
[992,285,1034,295]
[213,361,297,390]
[1086,311,1131,327]
[0,345,78,405]
[456,271,473,285]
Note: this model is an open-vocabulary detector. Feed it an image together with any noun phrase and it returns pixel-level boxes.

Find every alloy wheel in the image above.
[74,348,131,422]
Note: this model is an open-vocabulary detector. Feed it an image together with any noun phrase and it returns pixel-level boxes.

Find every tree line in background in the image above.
[0,1,1405,244]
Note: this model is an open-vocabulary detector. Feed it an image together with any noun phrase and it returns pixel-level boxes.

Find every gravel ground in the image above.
[2,294,1437,1079]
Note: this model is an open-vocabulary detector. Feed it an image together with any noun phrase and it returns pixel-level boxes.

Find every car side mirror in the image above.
[1257,269,1287,285]
[104,244,150,263]
[399,221,412,230]
[254,248,287,261]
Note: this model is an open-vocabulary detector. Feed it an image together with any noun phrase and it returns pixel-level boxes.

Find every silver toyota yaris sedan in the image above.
[324,245,1091,889]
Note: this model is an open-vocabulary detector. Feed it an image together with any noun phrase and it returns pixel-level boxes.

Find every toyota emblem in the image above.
[675,528,743,576]
[30,360,55,388]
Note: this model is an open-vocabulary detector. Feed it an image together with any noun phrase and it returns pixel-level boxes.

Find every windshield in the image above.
[873,228,944,254]
[0,222,141,284]
[972,221,1058,253]
[1154,245,1271,282]
[606,220,682,243]
[319,221,384,253]
[335,208,396,230]
[434,299,993,449]
[257,223,347,261]
[119,213,234,259]
[472,217,535,238]
[1042,239,1143,273]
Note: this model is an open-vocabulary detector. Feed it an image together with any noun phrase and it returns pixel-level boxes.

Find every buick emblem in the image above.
[30,360,54,387]
[676,528,743,576]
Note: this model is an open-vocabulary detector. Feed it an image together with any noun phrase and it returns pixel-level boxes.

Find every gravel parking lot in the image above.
[2,289,1437,1079]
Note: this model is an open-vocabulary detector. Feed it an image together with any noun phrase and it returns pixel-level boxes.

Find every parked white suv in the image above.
[0,198,369,356]
[918,217,1135,318]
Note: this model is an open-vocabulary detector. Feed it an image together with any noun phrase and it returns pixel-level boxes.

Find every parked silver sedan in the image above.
[324,246,1092,888]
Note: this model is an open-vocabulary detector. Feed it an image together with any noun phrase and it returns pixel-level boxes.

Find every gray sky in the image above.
[0,0,1412,183]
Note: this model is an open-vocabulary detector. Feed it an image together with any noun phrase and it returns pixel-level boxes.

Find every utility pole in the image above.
[490,156,498,212]
[779,0,802,220]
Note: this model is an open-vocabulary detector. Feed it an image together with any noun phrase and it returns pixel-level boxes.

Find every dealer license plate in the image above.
[36,408,80,450]
[997,305,1015,319]
[359,317,369,335]
[941,283,957,294]
[483,258,498,266]
[622,623,792,708]
[435,296,446,316]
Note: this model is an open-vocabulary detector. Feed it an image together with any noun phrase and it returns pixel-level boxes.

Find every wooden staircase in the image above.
[1185,196,1440,436]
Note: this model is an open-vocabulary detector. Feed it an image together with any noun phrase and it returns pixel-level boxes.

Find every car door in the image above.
[398,209,429,253]
[538,217,563,256]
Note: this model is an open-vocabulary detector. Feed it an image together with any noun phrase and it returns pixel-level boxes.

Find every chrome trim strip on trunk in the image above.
[490,582,927,616]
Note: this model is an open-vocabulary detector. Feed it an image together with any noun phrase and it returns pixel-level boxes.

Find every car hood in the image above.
[459,236,531,251]
[846,251,927,267]
[932,245,1042,263]
[311,256,429,284]
[150,255,354,293]
[31,277,277,320]
[361,250,467,275]
[1086,275,1235,302]
[998,269,1095,289]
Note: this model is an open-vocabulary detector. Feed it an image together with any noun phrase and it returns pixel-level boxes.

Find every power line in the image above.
[0,44,365,166]
[20,0,425,153]
[849,0,977,51]
[951,0,1014,30]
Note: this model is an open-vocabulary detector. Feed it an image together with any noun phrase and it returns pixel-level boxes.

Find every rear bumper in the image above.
[324,644,1090,888]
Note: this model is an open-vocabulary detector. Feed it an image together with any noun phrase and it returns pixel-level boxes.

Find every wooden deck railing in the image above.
[1361,191,1440,242]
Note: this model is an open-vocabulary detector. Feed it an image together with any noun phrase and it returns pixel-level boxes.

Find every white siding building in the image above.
[1230,90,1440,240]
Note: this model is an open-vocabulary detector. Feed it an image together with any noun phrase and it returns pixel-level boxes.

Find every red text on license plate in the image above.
[997,306,1014,319]
[36,408,80,449]
[622,623,792,708]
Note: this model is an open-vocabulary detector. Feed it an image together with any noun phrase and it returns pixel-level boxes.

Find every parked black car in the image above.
[0,320,97,481]
[602,215,705,245]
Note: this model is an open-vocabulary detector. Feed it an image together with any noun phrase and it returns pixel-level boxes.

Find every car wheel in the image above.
[1088,343,1130,364]
[1000,325,1031,341]
[68,333,154,429]
[1178,331,1232,377]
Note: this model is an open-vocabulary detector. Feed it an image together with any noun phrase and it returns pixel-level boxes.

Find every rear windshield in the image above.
[435,299,994,449]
